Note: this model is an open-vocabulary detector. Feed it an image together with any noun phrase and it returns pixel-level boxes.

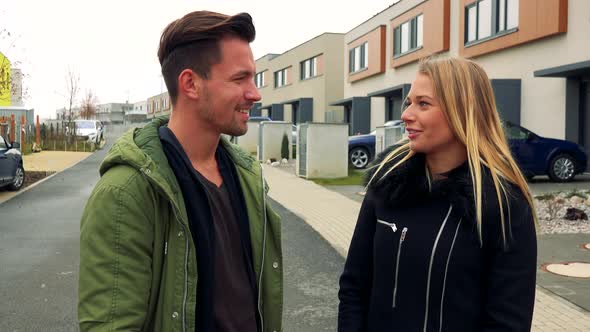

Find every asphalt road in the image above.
[0,125,345,331]
[0,136,108,331]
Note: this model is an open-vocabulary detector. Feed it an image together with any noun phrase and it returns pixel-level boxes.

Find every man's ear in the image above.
[178,69,201,100]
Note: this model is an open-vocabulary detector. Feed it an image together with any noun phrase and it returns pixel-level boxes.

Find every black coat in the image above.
[338,147,537,332]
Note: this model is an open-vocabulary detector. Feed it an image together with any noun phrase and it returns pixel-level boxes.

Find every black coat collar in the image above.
[365,145,476,221]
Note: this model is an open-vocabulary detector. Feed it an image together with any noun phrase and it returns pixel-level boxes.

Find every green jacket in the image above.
[78,117,283,331]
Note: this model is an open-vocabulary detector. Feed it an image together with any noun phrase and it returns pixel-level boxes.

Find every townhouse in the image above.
[336,0,589,160]
[254,33,345,125]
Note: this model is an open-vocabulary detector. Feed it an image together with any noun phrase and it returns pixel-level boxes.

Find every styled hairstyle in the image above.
[370,56,537,244]
[157,11,255,105]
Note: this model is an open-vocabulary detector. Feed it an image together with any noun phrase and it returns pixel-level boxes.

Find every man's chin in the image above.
[224,128,248,137]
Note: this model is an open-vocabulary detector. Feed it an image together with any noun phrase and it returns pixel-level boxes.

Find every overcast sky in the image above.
[2,0,397,119]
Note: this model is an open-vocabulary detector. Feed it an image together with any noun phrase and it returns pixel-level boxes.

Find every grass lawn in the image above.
[311,169,366,186]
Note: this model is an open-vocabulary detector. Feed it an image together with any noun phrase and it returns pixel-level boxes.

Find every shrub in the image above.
[281,132,289,160]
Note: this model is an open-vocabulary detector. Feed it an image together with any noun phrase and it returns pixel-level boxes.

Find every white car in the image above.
[75,120,104,144]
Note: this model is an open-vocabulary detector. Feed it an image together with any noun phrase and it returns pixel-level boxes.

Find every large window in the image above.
[393,14,423,57]
[465,0,519,44]
[255,71,265,88]
[274,68,288,88]
[300,56,318,80]
[349,42,368,73]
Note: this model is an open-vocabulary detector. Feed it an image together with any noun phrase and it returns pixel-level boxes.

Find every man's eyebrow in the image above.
[231,70,254,79]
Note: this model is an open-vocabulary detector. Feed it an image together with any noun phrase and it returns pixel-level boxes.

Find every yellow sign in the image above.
[0,51,11,106]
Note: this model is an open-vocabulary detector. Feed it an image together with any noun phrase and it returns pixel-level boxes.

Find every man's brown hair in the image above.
[157,11,255,105]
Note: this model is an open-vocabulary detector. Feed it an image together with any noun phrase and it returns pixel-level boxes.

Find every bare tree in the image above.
[64,67,80,126]
[79,89,98,120]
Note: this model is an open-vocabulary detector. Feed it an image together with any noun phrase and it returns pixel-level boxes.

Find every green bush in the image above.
[281,133,289,160]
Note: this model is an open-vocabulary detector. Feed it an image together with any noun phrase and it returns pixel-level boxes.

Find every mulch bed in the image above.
[23,171,56,188]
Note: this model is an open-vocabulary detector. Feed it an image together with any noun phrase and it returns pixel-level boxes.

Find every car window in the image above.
[0,137,7,151]
[76,121,95,129]
[505,124,528,139]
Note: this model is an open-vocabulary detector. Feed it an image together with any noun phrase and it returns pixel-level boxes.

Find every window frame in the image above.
[464,0,519,46]
[255,71,265,88]
[274,68,288,88]
[393,14,424,58]
[348,42,369,74]
[300,56,318,80]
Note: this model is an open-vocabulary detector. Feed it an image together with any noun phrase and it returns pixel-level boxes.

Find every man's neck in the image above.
[168,108,220,168]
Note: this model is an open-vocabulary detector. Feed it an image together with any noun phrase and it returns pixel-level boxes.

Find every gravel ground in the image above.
[534,191,590,234]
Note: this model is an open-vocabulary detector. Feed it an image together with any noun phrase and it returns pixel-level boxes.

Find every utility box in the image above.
[296,123,348,179]
[375,124,405,155]
[258,121,292,162]
[230,121,261,155]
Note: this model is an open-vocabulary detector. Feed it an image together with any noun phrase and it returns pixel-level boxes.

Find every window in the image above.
[349,42,368,73]
[393,14,423,57]
[465,0,519,44]
[274,68,288,88]
[255,71,265,88]
[300,56,318,80]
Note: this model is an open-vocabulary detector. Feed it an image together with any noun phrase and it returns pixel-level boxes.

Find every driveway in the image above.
[528,173,590,195]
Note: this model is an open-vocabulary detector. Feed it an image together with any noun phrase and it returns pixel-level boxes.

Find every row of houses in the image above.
[252,0,589,160]
[145,0,589,161]
[55,101,148,124]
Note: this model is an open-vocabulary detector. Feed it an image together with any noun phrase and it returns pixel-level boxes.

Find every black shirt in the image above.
[195,174,258,332]
[159,127,259,332]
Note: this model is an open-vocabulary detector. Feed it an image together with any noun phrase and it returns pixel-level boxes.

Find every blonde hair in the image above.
[370,57,537,244]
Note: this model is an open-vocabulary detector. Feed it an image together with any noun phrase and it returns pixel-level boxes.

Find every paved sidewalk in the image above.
[263,165,590,331]
[23,150,93,172]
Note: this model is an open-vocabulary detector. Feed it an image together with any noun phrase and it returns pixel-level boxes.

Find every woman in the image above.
[338,57,537,332]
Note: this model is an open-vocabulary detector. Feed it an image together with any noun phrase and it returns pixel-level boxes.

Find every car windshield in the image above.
[76,121,95,129]
[504,123,529,139]
[0,136,7,151]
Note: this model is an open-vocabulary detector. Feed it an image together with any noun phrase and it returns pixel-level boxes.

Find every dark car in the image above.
[0,135,25,191]
[348,120,404,169]
[505,121,587,182]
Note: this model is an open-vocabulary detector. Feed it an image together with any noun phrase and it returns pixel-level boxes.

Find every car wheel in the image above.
[548,154,576,182]
[8,165,25,191]
[349,147,370,169]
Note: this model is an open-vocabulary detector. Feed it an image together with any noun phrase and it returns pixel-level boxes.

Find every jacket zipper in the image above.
[143,168,189,332]
[377,219,397,232]
[258,168,268,332]
[392,227,408,308]
[423,205,453,332]
[174,213,189,332]
[438,218,462,332]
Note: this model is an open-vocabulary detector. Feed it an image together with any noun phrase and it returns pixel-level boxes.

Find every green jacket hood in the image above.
[99,116,260,198]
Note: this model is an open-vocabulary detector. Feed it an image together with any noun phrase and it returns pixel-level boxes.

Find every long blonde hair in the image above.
[370,57,537,244]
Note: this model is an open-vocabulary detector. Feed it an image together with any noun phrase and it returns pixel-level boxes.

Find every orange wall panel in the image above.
[391,0,451,68]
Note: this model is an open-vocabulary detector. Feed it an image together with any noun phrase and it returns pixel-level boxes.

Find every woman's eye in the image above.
[419,101,429,107]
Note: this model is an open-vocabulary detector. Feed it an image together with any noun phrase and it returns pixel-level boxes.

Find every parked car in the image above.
[74,120,103,144]
[0,135,24,191]
[504,121,587,182]
[348,120,404,169]
[248,116,271,122]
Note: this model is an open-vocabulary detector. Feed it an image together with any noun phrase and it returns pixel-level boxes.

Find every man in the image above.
[78,11,283,332]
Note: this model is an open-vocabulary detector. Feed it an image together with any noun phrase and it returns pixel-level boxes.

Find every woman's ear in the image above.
[178,69,201,100]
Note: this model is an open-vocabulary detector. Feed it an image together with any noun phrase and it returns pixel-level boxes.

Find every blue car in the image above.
[0,135,24,191]
[505,122,587,182]
[348,120,403,169]
[349,121,588,182]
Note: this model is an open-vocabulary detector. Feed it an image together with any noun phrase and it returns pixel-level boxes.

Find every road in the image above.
[0,126,344,331]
